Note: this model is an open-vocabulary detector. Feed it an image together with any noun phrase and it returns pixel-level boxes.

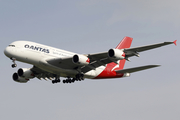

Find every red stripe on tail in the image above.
[116,36,133,49]
[116,36,133,70]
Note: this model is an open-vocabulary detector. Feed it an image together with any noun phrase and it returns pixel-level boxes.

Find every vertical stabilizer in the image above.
[116,36,133,70]
[116,36,133,49]
[95,37,133,79]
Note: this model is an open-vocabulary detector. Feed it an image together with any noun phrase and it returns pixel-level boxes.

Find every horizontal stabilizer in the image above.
[115,65,160,74]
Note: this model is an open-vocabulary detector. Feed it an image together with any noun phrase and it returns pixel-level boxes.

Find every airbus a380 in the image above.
[4,37,177,84]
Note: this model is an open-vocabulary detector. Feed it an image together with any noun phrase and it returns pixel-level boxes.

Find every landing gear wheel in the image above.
[52,79,61,84]
[11,64,17,68]
[63,80,66,83]
[52,80,55,84]
[76,74,84,81]
[72,78,75,83]
[57,79,60,83]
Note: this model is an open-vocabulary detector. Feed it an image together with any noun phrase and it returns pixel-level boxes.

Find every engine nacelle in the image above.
[12,73,29,83]
[108,49,125,60]
[18,68,34,79]
[72,54,90,66]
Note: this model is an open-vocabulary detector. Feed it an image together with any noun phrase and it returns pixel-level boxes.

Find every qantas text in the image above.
[24,44,50,53]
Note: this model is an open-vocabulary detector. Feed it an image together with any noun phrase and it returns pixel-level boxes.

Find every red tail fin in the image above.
[95,37,133,79]
[116,37,133,70]
[116,36,133,49]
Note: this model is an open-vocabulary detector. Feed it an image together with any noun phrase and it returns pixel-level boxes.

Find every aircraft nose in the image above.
[4,47,11,57]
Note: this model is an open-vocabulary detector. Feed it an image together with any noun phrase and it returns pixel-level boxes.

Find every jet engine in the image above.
[108,49,125,60]
[72,54,90,66]
[17,68,34,79]
[12,73,29,83]
[12,68,35,83]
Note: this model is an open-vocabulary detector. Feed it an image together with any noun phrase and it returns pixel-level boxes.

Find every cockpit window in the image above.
[8,45,15,47]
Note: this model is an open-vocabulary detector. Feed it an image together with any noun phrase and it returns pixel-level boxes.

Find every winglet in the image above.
[173,40,177,46]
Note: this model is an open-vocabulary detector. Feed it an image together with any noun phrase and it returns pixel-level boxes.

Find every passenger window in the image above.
[8,45,15,47]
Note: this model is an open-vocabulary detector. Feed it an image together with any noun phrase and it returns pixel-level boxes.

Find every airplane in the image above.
[4,37,177,84]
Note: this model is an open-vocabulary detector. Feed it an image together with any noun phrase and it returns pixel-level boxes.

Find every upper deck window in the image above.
[8,45,15,47]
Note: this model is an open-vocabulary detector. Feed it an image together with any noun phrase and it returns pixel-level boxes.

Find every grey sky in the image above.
[1,0,180,120]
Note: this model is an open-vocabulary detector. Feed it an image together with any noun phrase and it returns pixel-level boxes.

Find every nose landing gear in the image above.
[10,58,17,68]
[12,64,17,68]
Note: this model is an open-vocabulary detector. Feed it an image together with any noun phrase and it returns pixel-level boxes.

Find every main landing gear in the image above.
[52,74,84,84]
[62,74,84,84]
[52,78,60,84]
[63,78,76,83]
[10,58,17,68]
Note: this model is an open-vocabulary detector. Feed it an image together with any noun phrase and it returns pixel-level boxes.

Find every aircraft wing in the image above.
[115,65,160,74]
[124,40,177,57]
[81,40,176,73]
[46,40,176,73]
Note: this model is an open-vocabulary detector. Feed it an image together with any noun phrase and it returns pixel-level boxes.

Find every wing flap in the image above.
[115,65,160,73]
[31,66,56,81]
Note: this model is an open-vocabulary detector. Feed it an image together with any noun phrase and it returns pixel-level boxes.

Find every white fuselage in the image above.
[4,41,105,79]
